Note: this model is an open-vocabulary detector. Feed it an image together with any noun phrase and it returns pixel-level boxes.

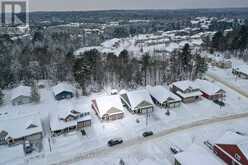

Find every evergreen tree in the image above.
[31,81,40,103]
[0,89,4,105]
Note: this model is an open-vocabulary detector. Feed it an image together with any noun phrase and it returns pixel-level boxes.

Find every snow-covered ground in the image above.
[207,54,248,94]
[1,76,247,165]
[74,28,211,57]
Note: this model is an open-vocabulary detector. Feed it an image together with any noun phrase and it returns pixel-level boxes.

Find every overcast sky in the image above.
[29,0,248,11]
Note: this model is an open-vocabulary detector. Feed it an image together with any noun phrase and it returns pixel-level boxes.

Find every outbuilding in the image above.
[121,89,154,113]
[92,95,124,120]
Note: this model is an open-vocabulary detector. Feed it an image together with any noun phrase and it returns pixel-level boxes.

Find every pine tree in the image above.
[31,82,40,103]
[0,89,4,105]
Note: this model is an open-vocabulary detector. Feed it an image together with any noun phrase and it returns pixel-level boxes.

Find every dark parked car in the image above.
[107,138,123,146]
[213,100,225,106]
[170,145,183,154]
[24,140,33,154]
[143,131,154,137]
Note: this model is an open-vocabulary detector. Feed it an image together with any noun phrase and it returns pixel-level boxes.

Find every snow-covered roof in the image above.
[0,113,42,140]
[50,104,91,131]
[194,79,224,95]
[171,80,199,92]
[233,65,248,75]
[175,144,223,165]
[148,85,181,103]
[93,95,124,118]
[215,131,248,158]
[11,85,31,100]
[176,90,202,98]
[52,82,75,96]
[125,89,154,109]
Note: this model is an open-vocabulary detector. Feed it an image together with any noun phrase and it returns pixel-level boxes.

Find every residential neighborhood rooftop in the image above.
[175,144,223,165]
[52,82,75,96]
[11,85,31,101]
[0,113,42,140]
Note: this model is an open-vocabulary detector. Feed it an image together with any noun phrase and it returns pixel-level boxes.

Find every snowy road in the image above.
[206,72,248,98]
[49,112,248,165]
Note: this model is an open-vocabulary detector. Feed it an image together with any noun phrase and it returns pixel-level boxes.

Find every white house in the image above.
[50,104,92,136]
[121,89,154,113]
[92,95,124,120]
[175,143,223,165]
[0,113,42,145]
[170,80,202,103]
[11,85,32,105]
[148,85,181,108]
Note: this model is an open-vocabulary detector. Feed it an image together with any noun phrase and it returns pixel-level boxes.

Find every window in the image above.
[235,153,241,161]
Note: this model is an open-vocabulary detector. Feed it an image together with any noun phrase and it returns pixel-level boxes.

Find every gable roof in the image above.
[194,79,225,95]
[171,80,199,92]
[0,113,42,140]
[50,104,91,131]
[148,85,181,103]
[215,131,248,159]
[124,89,154,110]
[52,82,75,96]
[11,85,31,101]
[175,144,223,165]
[93,95,124,118]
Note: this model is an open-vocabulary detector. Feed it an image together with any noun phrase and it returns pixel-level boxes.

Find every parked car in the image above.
[213,100,225,106]
[111,89,118,95]
[24,140,33,154]
[108,138,123,146]
[170,145,182,154]
[143,131,154,137]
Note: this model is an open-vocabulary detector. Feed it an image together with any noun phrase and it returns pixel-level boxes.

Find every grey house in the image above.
[52,82,75,101]
[121,89,154,114]
[0,114,43,145]
[11,85,32,106]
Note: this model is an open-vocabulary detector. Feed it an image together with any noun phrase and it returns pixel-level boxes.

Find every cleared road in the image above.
[50,112,248,165]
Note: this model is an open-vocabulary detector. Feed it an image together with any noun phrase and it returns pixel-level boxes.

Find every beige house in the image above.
[92,95,124,120]
[170,80,202,103]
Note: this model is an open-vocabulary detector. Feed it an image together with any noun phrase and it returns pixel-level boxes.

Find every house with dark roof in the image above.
[52,82,75,101]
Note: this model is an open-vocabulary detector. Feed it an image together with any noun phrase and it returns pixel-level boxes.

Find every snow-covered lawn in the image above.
[0,78,248,165]
[207,56,248,94]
